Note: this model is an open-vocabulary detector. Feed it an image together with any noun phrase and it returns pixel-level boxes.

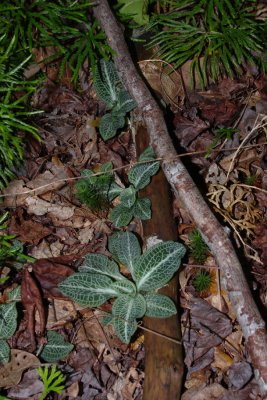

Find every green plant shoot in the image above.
[59,231,186,343]
[94,59,136,140]
[37,365,65,400]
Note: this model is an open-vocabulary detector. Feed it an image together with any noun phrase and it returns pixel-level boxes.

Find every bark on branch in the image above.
[93,1,267,396]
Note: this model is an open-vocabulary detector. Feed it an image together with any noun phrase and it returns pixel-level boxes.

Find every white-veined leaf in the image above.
[144,293,177,318]
[8,286,21,302]
[115,89,136,114]
[112,294,146,343]
[110,203,134,227]
[0,340,10,364]
[119,186,136,208]
[40,331,74,363]
[113,317,137,345]
[108,231,141,274]
[94,59,120,108]
[59,273,118,307]
[0,303,17,339]
[128,155,160,190]
[133,197,151,220]
[79,253,125,281]
[139,146,156,161]
[111,278,136,296]
[133,241,186,291]
[108,182,123,201]
[99,112,125,141]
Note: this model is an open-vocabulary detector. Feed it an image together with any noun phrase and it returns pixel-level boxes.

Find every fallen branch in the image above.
[93,1,267,396]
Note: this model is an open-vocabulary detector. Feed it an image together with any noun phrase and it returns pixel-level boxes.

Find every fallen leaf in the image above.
[6,368,43,399]
[211,346,234,371]
[25,197,75,219]
[226,361,253,390]
[32,258,74,299]
[8,208,52,245]
[0,350,40,388]
[19,269,46,352]
[181,383,226,400]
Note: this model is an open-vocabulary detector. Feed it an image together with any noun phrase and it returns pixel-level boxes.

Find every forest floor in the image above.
[0,40,267,399]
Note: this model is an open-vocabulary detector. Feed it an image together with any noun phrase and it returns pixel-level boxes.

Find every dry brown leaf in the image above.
[0,350,40,388]
[182,383,226,400]
[138,60,184,108]
[46,299,79,329]
[25,197,75,219]
[211,346,234,371]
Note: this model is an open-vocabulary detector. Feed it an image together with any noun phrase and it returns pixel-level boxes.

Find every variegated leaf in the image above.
[119,186,136,208]
[111,279,136,296]
[133,241,186,291]
[99,112,125,141]
[40,331,73,363]
[108,231,141,274]
[133,197,151,220]
[108,182,123,201]
[144,293,177,318]
[115,90,136,114]
[0,340,10,364]
[94,59,120,108]
[0,303,17,339]
[112,294,146,343]
[128,156,160,190]
[79,253,125,281]
[110,203,134,227]
[59,273,118,307]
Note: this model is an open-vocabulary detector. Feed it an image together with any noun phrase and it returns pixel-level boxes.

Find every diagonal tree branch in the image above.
[93,1,267,396]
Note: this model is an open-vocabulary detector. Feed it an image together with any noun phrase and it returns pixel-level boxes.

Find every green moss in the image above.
[188,229,209,264]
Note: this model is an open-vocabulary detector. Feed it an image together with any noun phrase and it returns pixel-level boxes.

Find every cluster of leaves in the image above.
[146,0,267,87]
[94,59,136,140]
[37,365,66,400]
[0,212,33,268]
[0,287,21,364]
[0,37,41,190]
[0,0,112,83]
[59,231,186,343]
[76,146,160,227]
[188,228,209,264]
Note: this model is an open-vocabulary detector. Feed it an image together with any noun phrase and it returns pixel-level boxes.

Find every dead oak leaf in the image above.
[25,196,75,219]
[0,350,40,388]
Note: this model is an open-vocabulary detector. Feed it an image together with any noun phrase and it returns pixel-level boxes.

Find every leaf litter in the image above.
[0,31,267,400]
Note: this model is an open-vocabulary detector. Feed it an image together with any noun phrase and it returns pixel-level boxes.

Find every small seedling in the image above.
[188,229,209,264]
[59,231,186,343]
[76,147,160,227]
[193,270,212,293]
[37,365,65,400]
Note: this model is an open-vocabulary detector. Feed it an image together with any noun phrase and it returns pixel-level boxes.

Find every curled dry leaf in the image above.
[32,258,74,299]
[20,269,46,352]
[0,349,40,388]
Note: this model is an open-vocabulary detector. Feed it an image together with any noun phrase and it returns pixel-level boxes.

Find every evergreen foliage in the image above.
[147,0,267,87]
[0,0,112,83]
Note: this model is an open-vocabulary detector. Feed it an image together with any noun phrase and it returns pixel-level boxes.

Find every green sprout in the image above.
[36,365,65,400]
[193,270,212,293]
[188,229,209,264]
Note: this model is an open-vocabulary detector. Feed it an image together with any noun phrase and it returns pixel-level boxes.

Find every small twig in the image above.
[0,142,265,199]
